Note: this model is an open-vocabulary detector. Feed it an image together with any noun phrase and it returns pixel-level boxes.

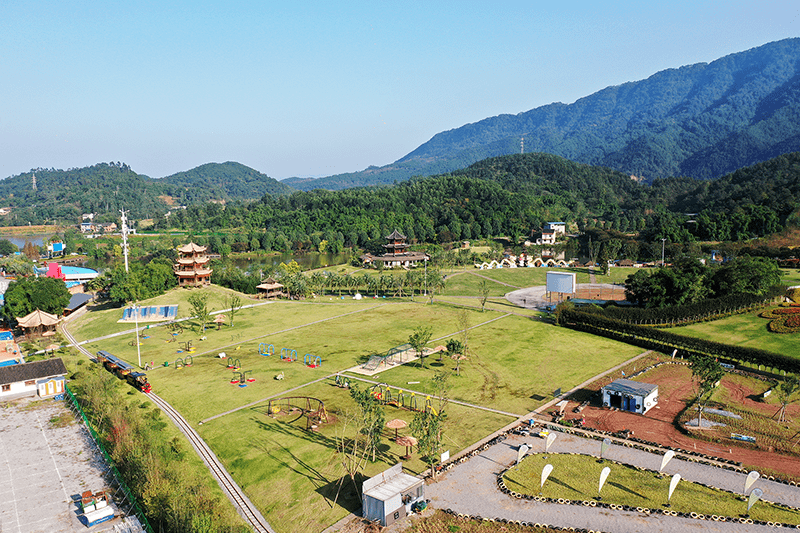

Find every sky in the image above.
[1,1,799,181]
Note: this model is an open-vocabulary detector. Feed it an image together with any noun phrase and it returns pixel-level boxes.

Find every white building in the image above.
[0,358,68,400]
[362,463,425,527]
[601,379,658,415]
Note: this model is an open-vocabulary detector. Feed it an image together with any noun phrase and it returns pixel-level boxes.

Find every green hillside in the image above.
[291,38,800,191]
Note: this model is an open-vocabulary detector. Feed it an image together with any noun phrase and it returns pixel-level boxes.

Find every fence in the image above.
[62,386,153,533]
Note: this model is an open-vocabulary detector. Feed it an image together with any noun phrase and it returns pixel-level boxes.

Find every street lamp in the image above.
[661,238,667,267]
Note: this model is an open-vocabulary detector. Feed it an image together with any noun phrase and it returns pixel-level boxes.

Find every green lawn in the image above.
[676,307,799,359]
[198,378,513,533]
[505,453,800,524]
[62,268,679,532]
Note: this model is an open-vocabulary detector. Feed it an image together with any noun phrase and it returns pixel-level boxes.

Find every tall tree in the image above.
[408,326,433,368]
[777,375,800,424]
[688,354,724,429]
[188,292,211,333]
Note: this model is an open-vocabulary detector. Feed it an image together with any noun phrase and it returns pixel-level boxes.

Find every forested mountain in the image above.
[162,152,800,253]
[159,162,294,204]
[0,162,293,226]
[290,38,800,191]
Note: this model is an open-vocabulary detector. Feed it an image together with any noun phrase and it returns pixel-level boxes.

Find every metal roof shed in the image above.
[601,378,658,415]
[362,463,424,527]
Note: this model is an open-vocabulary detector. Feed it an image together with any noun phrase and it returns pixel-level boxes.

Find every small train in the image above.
[96,350,152,393]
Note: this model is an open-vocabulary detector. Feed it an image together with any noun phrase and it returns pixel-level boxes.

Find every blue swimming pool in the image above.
[0,331,13,341]
[0,359,18,367]
[61,266,98,276]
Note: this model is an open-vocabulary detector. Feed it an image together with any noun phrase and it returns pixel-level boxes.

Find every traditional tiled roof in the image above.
[385,229,406,240]
[176,242,207,253]
[0,358,67,386]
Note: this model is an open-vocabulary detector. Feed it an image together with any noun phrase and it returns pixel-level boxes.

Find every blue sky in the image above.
[1,1,798,180]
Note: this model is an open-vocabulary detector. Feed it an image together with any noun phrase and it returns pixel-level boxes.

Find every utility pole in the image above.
[120,208,141,368]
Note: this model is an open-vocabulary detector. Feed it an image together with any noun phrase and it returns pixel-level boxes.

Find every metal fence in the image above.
[62,386,153,533]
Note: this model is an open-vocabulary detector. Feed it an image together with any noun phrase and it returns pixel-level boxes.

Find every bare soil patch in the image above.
[564,362,800,480]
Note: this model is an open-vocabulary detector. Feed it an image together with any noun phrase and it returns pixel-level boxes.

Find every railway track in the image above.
[60,316,276,533]
[148,393,275,533]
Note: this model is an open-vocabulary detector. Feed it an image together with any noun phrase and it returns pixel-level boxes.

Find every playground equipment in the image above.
[275,371,285,380]
[227,358,241,371]
[174,354,194,369]
[230,370,254,387]
[280,348,297,362]
[304,354,321,368]
[259,343,275,356]
[334,374,350,388]
[267,396,328,430]
[368,383,426,411]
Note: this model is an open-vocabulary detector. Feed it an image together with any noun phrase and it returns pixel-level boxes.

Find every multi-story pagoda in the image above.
[361,229,429,268]
[383,229,410,256]
[174,242,212,287]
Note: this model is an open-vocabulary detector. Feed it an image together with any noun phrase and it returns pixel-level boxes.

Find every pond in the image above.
[231,251,350,273]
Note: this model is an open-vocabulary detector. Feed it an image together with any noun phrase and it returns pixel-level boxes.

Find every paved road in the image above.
[427,431,799,532]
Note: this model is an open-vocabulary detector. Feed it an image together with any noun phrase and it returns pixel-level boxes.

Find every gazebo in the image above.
[16,309,61,337]
[256,278,284,299]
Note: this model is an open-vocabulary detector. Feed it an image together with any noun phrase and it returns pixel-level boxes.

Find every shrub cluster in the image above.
[70,362,248,533]
[604,286,784,327]
[558,305,800,373]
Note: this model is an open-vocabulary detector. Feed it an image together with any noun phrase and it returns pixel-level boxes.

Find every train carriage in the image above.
[96,351,151,393]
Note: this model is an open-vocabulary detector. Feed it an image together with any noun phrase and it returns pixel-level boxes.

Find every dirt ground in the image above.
[563,363,800,479]
[573,283,627,301]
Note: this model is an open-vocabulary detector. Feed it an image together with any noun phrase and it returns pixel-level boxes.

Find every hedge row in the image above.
[602,286,785,327]
[560,307,800,373]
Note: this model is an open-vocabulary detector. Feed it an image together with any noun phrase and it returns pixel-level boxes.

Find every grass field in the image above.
[676,307,799,358]
[67,263,790,532]
[504,453,800,523]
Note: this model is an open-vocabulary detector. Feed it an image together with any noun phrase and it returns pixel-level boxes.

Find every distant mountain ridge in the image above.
[0,161,292,226]
[290,38,800,190]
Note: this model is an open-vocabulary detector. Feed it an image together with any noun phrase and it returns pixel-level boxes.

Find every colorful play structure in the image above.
[368,383,438,416]
[226,358,241,371]
[334,373,350,388]
[303,353,321,368]
[231,370,255,387]
[259,343,275,356]
[267,396,328,429]
[280,348,297,362]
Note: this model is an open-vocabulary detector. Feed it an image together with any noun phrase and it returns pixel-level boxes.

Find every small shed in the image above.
[362,463,424,527]
[601,379,658,414]
[0,358,68,400]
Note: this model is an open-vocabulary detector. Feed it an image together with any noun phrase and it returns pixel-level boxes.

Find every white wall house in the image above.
[0,358,68,400]
[601,379,658,415]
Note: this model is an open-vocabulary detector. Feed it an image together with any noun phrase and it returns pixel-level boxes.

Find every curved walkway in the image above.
[427,431,800,532]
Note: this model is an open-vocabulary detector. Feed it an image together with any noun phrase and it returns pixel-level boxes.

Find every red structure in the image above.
[45,262,65,280]
[174,242,212,287]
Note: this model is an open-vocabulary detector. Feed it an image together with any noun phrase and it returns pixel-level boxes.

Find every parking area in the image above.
[0,398,112,533]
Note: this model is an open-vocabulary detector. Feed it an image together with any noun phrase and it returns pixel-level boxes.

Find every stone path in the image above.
[427,431,799,532]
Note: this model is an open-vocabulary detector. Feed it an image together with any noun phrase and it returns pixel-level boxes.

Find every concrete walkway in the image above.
[427,431,800,532]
